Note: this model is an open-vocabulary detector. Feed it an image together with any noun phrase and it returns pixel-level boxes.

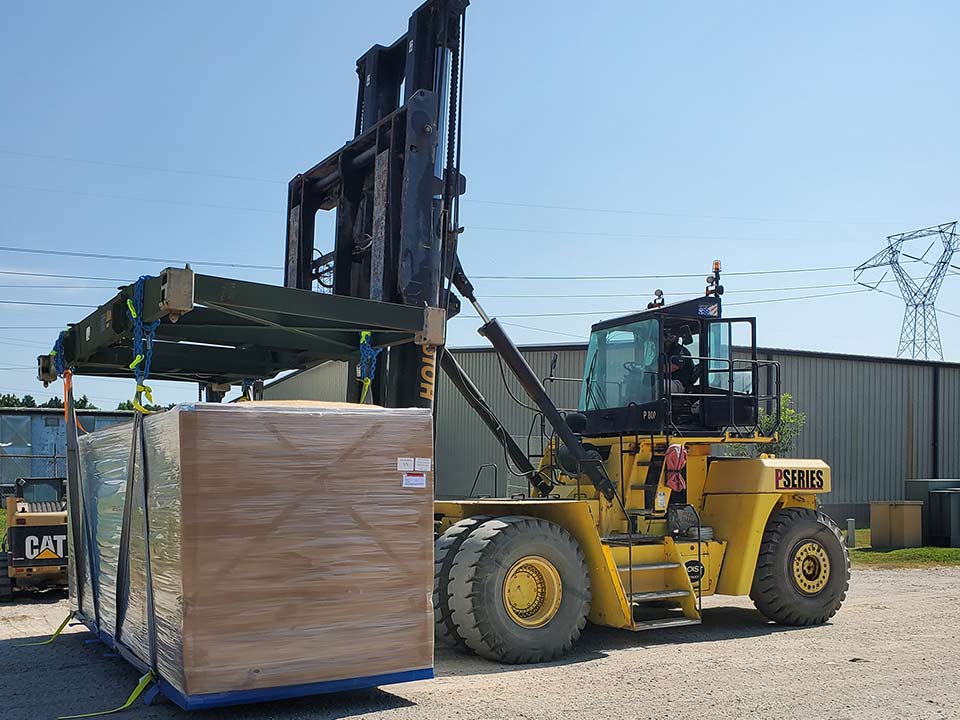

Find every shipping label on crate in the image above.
[402,473,427,488]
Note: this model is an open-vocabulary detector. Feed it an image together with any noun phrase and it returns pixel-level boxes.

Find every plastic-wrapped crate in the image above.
[70,402,434,709]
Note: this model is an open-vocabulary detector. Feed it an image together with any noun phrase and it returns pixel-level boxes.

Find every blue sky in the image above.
[1,0,958,408]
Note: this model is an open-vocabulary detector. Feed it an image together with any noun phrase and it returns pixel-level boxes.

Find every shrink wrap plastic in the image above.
[72,401,434,705]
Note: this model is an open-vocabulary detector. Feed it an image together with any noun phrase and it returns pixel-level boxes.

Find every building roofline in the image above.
[448,341,960,369]
[0,407,135,416]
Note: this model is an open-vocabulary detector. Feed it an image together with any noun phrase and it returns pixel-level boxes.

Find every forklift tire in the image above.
[751,507,849,626]
[448,516,590,664]
[0,553,12,603]
[434,515,491,650]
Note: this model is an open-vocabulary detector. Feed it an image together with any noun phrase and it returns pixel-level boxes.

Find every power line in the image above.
[0,299,96,308]
[469,224,853,243]
[0,335,53,349]
[0,284,118,290]
[0,148,285,185]
[472,264,855,281]
[454,287,868,320]
[482,280,900,299]
[0,245,280,271]
[0,253,854,284]
[463,199,903,226]
[0,182,279,215]
[499,321,584,339]
[725,288,868,307]
[872,286,960,320]
[0,151,909,226]
[0,269,127,282]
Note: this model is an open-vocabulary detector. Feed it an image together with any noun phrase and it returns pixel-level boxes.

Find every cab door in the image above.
[702,318,759,429]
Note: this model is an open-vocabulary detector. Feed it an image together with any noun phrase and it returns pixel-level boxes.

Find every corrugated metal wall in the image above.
[263,363,348,402]
[939,367,960,478]
[770,352,935,506]
[263,346,960,511]
[435,348,587,499]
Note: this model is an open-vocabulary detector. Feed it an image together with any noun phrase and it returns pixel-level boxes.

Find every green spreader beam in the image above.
[38,267,445,385]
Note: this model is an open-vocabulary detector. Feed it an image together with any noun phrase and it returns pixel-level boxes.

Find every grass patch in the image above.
[843,527,960,568]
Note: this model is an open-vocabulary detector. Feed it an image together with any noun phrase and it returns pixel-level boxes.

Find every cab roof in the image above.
[590,296,723,332]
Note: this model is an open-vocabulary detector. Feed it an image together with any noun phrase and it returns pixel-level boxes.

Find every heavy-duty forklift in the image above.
[1,477,69,601]
[40,0,848,665]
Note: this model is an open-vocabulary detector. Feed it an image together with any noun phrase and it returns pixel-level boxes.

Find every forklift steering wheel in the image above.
[623,362,650,374]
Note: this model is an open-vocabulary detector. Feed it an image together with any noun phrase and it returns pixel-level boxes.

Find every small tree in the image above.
[727,393,806,457]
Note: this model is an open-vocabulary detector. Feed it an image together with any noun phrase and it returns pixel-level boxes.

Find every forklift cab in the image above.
[578,296,778,437]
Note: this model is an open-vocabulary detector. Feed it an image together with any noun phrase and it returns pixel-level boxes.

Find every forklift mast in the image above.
[280,0,617,500]
[284,0,468,409]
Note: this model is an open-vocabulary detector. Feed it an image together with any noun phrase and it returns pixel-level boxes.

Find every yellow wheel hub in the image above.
[791,540,830,595]
[502,555,562,628]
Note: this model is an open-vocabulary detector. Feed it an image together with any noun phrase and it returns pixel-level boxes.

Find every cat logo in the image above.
[25,534,67,560]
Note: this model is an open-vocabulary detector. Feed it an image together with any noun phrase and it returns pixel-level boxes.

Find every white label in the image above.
[403,473,427,488]
[397,457,415,472]
[414,457,432,472]
[655,491,667,511]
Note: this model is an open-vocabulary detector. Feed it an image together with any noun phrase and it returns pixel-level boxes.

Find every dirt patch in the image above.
[2,568,958,720]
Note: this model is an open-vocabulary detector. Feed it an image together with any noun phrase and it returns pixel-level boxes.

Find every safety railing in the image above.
[664,355,781,437]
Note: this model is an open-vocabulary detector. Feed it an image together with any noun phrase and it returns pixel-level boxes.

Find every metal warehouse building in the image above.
[263,344,960,523]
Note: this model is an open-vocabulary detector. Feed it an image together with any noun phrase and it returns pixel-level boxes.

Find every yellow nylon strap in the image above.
[58,671,155,719]
[18,611,73,647]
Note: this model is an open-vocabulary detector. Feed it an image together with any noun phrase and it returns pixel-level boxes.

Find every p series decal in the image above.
[775,467,825,490]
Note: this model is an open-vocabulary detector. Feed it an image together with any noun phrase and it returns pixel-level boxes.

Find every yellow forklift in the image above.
[1,477,69,601]
[432,263,849,663]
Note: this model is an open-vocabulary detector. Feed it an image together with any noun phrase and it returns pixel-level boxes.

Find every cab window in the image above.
[580,319,659,410]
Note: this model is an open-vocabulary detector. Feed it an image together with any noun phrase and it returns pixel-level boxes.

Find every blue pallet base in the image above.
[159,668,434,710]
[74,612,433,711]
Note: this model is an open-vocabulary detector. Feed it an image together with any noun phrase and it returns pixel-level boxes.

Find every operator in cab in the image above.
[663,330,694,393]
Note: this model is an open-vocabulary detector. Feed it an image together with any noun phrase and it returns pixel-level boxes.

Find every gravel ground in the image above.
[1,567,958,720]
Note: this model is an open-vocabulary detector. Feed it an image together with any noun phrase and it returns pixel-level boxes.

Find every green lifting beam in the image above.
[38,267,446,386]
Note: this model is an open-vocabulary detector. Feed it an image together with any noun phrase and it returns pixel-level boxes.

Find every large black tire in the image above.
[448,516,590,664]
[751,507,849,626]
[0,552,13,602]
[434,515,491,650]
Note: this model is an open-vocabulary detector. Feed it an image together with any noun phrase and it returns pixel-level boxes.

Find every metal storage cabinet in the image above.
[904,479,960,544]
[928,490,960,547]
[870,501,923,549]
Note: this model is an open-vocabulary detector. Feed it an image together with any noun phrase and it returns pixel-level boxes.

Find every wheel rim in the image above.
[502,555,563,628]
[791,540,831,595]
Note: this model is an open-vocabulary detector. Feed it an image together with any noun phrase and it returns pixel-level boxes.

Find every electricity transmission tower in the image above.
[855,221,960,360]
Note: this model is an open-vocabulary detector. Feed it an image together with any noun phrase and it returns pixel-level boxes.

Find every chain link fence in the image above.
[0,454,66,485]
